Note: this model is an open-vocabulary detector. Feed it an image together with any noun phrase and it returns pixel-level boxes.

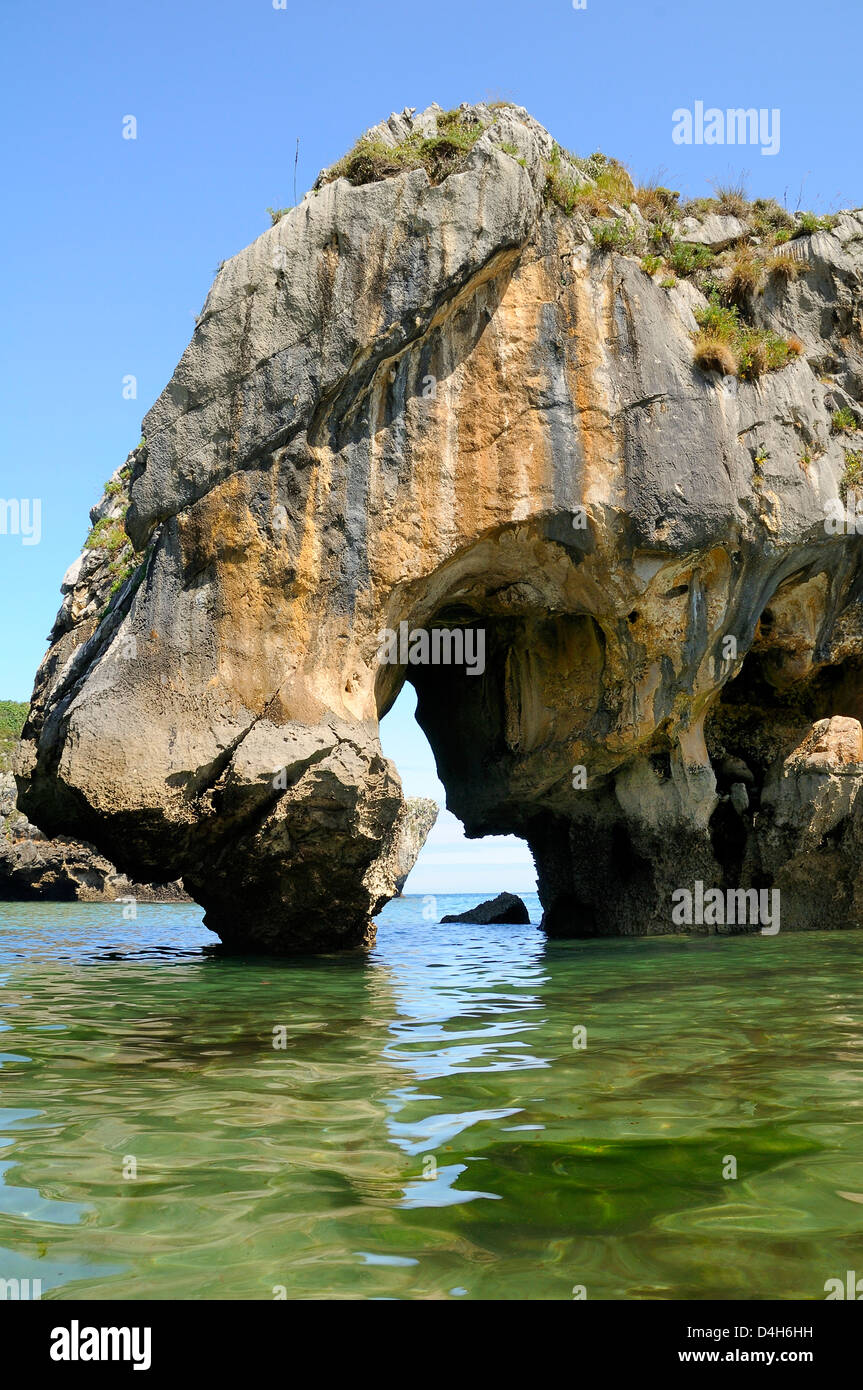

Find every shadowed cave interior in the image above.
[373,547,863,938]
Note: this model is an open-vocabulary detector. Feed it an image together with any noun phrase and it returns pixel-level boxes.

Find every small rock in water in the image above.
[441,892,530,925]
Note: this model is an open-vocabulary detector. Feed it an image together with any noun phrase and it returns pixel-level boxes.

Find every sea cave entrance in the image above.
[377,681,537,907]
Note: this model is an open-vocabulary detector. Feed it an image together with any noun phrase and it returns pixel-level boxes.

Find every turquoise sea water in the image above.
[1,895,862,1300]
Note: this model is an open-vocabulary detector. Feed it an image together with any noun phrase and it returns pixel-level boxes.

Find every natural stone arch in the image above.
[16,100,863,950]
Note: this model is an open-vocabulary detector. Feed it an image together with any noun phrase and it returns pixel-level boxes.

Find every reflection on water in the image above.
[1,896,863,1299]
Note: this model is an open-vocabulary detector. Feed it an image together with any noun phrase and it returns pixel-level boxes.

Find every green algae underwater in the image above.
[1,895,862,1301]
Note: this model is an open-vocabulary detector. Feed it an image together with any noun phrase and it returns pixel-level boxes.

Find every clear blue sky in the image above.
[1,0,859,891]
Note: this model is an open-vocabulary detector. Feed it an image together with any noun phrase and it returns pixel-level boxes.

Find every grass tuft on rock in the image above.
[324,110,485,188]
[840,449,863,501]
[693,334,738,375]
[85,517,128,554]
[544,146,634,218]
[725,247,762,304]
[710,178,749,217]
[762,251,806,281]
[693,293,802,381]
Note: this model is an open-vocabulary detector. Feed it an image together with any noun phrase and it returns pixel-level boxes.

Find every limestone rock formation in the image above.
[676,213,747,249]
[15,101,863,950]
[391,797,439,894]
[752,717,863,931]
[1,769,187,903]
[441,892,531,925]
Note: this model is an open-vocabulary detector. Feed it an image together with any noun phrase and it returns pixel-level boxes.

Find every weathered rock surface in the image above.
[751,717,863,931]
[441,892,531,924]
[1,770,187,903]
[15,101,863,950]
[391,797,438,894]
[676,213,747,249]
[2,751,433,908]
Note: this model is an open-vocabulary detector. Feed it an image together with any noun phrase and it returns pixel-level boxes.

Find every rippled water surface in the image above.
[1,897,863,1300]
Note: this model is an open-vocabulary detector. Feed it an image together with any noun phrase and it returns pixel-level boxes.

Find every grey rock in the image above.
[441,892,531,924]
[677,213,748,249]
[749,718,863,930]
[392,797,439,894]
[362,796,438,902]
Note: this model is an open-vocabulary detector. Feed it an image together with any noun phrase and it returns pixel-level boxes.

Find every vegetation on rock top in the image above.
[322,108,486,187]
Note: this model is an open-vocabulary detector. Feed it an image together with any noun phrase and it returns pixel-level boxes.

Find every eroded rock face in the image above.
[390,797,439,895]
[1,770,187,903]
[16,101,863,949]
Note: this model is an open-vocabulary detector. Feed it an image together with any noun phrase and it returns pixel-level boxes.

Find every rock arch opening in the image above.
[377,680,536,902]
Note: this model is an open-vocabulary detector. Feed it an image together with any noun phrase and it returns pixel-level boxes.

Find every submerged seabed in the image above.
[1,895,862,1300]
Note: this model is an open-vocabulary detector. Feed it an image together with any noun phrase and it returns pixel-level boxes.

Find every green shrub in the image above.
[647,219,675,246]
[840,449,863,500]
[684,196,717,216]
[763,332,801,371]
[544,144,583,213]
[592,218,631,251]
[266,207,290,225]
[695,296,740,341]
[0,699,28,771]
[750,198,795,236]
[545,146,633,217]
[641,254,663,275]
[669,241,714,276]
[832,407,859,433]
[85,517,128,554]
[792,211,838,238]
[735,329,768,380]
